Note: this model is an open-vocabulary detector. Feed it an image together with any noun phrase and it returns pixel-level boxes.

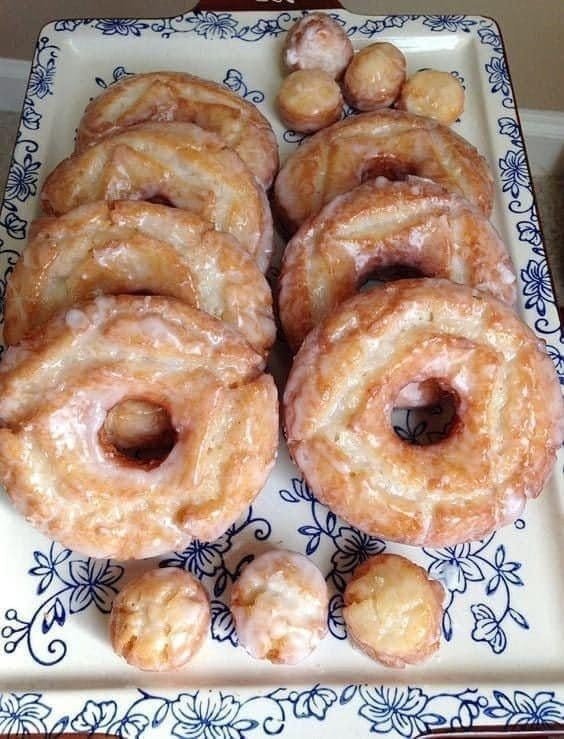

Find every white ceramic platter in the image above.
[0,8,563,738]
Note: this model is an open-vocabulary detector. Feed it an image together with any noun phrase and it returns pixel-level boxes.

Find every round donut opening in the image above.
[101,398,177,468]
[358,265,426,292]
[361,157,417,183]
[391,379,459,446]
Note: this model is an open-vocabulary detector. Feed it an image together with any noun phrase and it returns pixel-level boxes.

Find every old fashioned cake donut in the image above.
[343,42,406,111]
[273,109,494,233]
[41,121,273,271]
[279,178,516,350]
[4,200,275,356]
[282,12,353,80]
[284,279,564,546]
[110,568,210,672]
[0,295,278,559]
[343,554,444,667]
[76,71,279,189]
[230,549,328,664]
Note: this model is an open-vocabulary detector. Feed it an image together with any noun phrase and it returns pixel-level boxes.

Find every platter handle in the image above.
[191,0,343,12]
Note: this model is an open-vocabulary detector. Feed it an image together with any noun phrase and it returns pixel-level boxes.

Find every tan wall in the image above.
[1,0,562,110]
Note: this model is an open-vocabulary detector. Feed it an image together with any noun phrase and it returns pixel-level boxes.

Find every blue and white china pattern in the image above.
[0,12,563,737]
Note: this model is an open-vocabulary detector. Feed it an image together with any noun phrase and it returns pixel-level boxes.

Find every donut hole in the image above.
[101,398,177,468]
[145,193,175,207]
[361,156,417,183]
[358,264,426,292]
[391,379,459,446]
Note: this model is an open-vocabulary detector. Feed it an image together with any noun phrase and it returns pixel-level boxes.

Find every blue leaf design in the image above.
[305,534,321,555]
[486,575,501,595]
[443,608,453,641]
[42,598,65,633]
[214,571,228,598]
[279,488,301,503]
[494,545,505,568]
[326,512,337,535]
[339,685,358,705]
[508,608,529,629]
[151,701,169,728]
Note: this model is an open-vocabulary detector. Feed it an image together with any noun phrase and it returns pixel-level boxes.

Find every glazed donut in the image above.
[4,200,275,356]
[343,554,444,668]
[397,70,465,126]
[75,71,279,189]
[284,279,564,547]
[343,42,406,111]
[279,177,516,350]
[41,121,273,272]
[0,295,278,559]
[277,70,343,133]
[282,12,353,79]
[230,549,328,664]
[273,109,494,233]
[109,568,210,672]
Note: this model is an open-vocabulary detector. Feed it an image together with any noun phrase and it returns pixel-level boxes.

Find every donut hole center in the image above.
[391,379,459,446]
[145,193,175,207]
[101,398,177,468]
[361,157,417,183]
[358,264,426,292]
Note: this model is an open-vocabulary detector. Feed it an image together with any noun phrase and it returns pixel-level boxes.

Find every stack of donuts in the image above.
[0,71,282,560]
[0,12,562,674]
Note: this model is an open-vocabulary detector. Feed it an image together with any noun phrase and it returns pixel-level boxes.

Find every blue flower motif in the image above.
[498,116,521,145]
[28,59,56,98]
[471,603,507,653]
[331,527,385,577]
[29,543,71,595]
[358,686,445,736]
[425,543,484,593]
[171,692,257,738]
[292,685,337,721]
[190,12,238,40]
[67,558,123,613]
[520,259,553,316]
[250,17,286,37]
[358,16,410,36]
[328,592,346,639]
[162,537,231,579]
[423,15,476,32]
[486,545,523,594]
[486,56,510,96]
[517,219,542,247]
[478,26,503,52]
[546,344,564,378]
[71,699,117,733]
[1,205,27,239]
[499,149,528,198]
[5,153,41,201]
[210,600,237,646]
[54,19,84,31]
[484,690,564,724]
[94,19,148,36]
[22,98,42,130]
[222,69,264,104]
[0,693,51,735]
[113,712,150,738]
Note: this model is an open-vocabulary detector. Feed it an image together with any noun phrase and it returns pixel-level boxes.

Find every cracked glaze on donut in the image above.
[76,71,279,189]
[41,121,273,272]
[4,200,275,356]
[273,109,494,234]
[279,178,516,350]
[0,296,278,559]
[110,568,210,672]
[231,549,328,664]
[284,279,564,546]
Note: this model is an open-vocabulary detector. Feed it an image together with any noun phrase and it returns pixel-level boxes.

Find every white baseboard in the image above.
[0,56,562,175]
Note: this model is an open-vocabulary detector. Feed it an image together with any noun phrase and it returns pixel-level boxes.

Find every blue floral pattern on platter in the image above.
[0,11,563,738]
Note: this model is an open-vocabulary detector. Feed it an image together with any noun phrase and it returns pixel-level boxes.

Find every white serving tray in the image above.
[0,5,563,737]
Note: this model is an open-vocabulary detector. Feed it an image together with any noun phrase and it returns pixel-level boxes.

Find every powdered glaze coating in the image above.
[284,279,564,546]
[41,121,273,272]
[4,200,275,356]
[0,295,279,559]
[231,550,328,664]
[279,178,516,350]
[109,568,210,672]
